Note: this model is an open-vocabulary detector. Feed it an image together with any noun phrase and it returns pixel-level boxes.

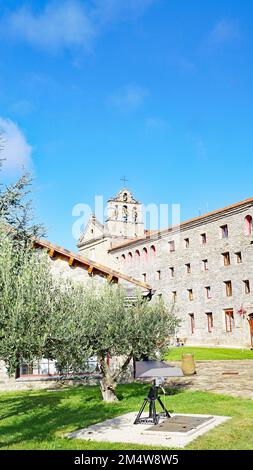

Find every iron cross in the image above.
[120,176,129,186]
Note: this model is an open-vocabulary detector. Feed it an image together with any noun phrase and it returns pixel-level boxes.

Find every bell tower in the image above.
[106,188,145,239]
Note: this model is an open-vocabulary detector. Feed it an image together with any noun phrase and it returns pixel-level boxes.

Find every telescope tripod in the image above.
[134,381,171,425]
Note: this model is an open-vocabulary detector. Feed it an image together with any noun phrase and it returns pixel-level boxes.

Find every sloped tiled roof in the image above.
[34,238,152,291]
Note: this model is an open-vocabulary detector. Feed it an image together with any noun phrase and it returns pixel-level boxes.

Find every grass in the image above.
[164,346,253,361]
[0,384,253,450]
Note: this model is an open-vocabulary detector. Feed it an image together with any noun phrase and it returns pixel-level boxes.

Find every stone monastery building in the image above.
[78,188,253,349]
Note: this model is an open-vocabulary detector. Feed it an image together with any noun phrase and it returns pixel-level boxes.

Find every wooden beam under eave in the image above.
[68,257,75,266]
[87,266,94,275]
[48,248,55,258]
[107,274,113,283]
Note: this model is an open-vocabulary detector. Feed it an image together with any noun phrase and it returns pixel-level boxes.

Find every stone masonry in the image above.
[80,190,253,348]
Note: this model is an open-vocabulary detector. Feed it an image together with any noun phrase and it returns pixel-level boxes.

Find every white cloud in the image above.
[108,84,148,111]
[207,18,241,48]
[0,117,32,173]
[1,1,95,53]
[0,0,156,53]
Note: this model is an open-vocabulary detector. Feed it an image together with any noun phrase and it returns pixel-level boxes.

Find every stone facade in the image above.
[80,190,253,348]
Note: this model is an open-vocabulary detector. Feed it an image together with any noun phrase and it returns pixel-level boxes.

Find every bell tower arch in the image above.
[106,188,145,239]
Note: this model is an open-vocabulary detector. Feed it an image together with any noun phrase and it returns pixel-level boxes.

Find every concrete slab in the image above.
[68,412,230,448]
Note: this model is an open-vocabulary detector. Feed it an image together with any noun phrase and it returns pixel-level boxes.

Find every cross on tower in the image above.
[120,176,129,186]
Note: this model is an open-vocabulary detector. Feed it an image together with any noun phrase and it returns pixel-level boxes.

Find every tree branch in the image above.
[112,352,133,381]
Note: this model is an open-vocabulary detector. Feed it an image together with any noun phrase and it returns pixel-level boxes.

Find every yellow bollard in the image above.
[181,354,196,375]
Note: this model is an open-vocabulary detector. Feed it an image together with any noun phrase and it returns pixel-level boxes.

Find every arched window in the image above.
[245,215,252,236]
[132,207,138,223]
[121,254,126,261]
[150,245,156,256]
[122,205,128,222]
[128,252,133,261]
[135,249,140,261]
[143,247,148,261]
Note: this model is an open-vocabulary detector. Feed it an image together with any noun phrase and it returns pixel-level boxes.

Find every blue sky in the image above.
[0,0,253,250]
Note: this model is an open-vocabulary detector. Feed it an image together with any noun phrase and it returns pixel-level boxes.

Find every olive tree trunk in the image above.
[98,353,133,402]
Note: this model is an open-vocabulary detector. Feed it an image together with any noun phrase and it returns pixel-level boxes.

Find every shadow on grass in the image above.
[0,383,158,448]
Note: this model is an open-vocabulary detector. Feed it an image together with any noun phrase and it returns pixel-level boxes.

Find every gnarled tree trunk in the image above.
[98,353,133,402]
[99,355,118,402]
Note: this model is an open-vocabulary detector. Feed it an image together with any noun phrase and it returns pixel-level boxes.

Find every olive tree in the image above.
[49,283,179,402]
[0,232,59,376]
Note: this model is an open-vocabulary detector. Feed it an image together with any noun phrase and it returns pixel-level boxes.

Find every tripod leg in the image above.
[134,398,149,424]
[152,400,159,425]
[157,396,171,418]
[149,400,153,418]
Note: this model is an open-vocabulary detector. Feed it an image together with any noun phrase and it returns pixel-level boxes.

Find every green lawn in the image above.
[164,347,253,361]
[0,384,252,450]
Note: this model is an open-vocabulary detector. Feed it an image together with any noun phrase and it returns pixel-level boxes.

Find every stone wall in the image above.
[111,203,253,347]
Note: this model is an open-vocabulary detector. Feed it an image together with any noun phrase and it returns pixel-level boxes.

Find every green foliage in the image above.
[49,283,179,376]
[0,234,58,375]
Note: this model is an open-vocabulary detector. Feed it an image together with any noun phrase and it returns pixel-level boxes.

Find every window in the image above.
[201,233,207,244]
[156,270,161,281]
[143,247,148,261]
[235,252,242,263]
[150,245,156,256]
[128,252,133,261]
[170,267,175,278]
[121,254,126,261]
[169,240,175,252]
[20,359,57,377]
[224,280,232,297]
[205,286,211,299]
[203,259,208,271]
[135,249,140,261]
[243,280,250,294]
[184,238,189,248]
[222,252,230,266]
[245,215,252,236]
[122,205,128,222]
[188,289,193,301]
[206,312,213,333]
[221,224,228,238]
[142,273,147,282]
[172,291,177,302]
[185,263,191,274]
[189,314,195,334]
[225,309,234,332]
[20,363,33,375]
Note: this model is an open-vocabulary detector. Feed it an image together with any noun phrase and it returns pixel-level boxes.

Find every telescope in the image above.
[134,360,183,425]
